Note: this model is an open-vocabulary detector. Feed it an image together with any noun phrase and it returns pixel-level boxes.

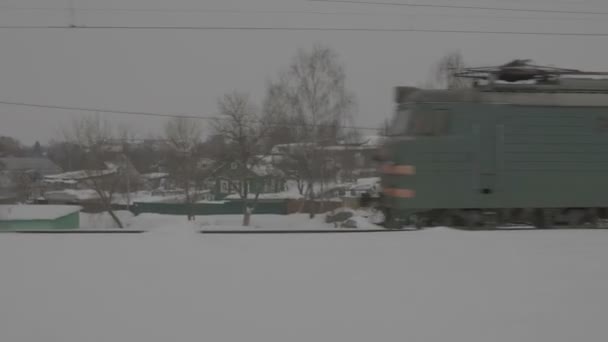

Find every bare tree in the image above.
[0,136,24,157]
[64,114,124,228]
[163,117,204,221]
[261,80,298,149]
[11,170,36,202]
[379,118,392,137]
[47,140,87,171]
[433,51,471,89]
[213,91,273,226]
[263,44,356,217]
[262,80,308,196]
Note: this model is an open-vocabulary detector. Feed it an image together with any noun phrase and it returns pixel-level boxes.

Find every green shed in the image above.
[0,205,81,230]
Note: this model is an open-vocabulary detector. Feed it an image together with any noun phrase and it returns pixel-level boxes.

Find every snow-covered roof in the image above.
[325,183,354,191]
[251,163,284,177]
[196,200,227,204]
[0,157,61,174]
[132,190,210,204]
[255,155,276,164]
[44,169,116,182]
[198,158,216,167]
[323,145,370,151]
[357,177,381,185]
[324,136,384,151]
[213,159,284,178]
[271,142,316,154]
[141,172,169,180]
[103,162,120,170]
[42,178,78,185]
[360,135,384,147]
[271,136,382,154]
[348,177,381,192]
[0,205,81,221]
[133,195,184,204]
[44,189,101,202]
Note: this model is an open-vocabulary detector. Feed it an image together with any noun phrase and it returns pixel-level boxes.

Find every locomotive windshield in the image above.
[389,107,449,137]
[388,108,411,136]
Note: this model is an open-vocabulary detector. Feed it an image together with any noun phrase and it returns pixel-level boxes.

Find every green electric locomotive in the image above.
[379,60,608,228]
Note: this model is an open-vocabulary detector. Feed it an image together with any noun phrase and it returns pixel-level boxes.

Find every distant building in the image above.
[209,161,286,200]
[323,135,384,182]
[43,189,101,205]
[269,135,384,185]
[43,155,141,190]
[0,157,62,180]
[0,157,62,203]
[140,172,170,190]
[43,169,117,188]
[41,155,142,210]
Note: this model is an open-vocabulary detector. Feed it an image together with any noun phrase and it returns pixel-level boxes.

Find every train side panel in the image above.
[497,105,608,208]
[382,103,608,216]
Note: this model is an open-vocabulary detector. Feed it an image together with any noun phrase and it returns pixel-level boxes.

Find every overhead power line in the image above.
[308,0,608,16]
[0,5,386,15]
[3,6,608,24]
[0,25,607,36]
[0,100,380,131]
[2,5,607,23]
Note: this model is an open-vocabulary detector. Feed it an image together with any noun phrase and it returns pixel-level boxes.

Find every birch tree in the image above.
[433,51,471,89]
[11,170,36,202]
[163,117,204,221]
[212,91,272,226]
[263,44,356,217]
[65,115,124,228]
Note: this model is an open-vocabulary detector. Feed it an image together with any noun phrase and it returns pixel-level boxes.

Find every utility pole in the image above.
[123,153,131,211]
[68,0,76,28]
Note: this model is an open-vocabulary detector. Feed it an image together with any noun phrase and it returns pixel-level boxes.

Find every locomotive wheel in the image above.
[464,210,483,229]
[381,208,403,229]
[532,209,545,228]
[439,215,455,228]
[437,210,460,227]
[401,214,418,229]
[533,209,554,229]
[566,209,585,226]
[587,208,602,228]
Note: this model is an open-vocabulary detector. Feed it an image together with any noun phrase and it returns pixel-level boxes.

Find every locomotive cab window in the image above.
[408,109,450,136]
[388,108,411,136]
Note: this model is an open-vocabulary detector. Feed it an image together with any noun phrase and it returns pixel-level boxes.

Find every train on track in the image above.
[377,60,608,228]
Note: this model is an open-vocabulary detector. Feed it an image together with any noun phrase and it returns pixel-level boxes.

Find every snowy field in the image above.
[1,226,608,342]
[80,211,380,230]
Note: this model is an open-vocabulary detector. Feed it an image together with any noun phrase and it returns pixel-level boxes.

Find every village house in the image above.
[42,156,141,206]
[208,160,286,200]
[322,135,384,182]
[0,157,62,203]
[269,135,384,186]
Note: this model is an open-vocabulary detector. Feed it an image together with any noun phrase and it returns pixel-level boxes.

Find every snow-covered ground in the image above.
[1,228,608,342]
[198,213,355,230]
[80,211,370,230]
[80,211,136,229]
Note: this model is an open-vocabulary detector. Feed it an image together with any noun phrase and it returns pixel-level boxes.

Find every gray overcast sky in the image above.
[1,0,608,144]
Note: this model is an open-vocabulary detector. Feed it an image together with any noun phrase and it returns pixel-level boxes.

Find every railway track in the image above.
[199,228,416,234]
[1,225,607,234]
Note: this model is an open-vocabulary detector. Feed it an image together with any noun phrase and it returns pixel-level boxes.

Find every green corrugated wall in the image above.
[132,200,288,216]
[0,211,80,230]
